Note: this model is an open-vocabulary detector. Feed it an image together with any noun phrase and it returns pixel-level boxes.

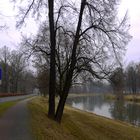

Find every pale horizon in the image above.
[0,0,140,64]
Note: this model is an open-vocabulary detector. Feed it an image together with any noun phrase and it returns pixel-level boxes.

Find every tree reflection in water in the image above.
[67,95,140,126]
[109,100,127,121]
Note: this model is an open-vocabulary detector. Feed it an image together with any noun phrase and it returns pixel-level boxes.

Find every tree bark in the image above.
[55,93,67,122]
[48,0,56,119]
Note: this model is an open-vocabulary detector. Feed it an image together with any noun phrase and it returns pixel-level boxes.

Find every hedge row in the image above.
[0,93,26,97]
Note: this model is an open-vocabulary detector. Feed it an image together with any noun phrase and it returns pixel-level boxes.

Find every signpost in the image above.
[0,68,2,85]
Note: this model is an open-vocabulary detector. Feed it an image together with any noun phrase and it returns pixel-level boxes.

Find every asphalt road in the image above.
[0,94,37,103]
[0,97,34,140]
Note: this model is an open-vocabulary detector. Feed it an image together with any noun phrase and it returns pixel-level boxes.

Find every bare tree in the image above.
[54,0,131,122]
[9,50,27,93]
[0,46,11,93]
[136,64,140,93]
[14,0,131,122]
[37,65,49,96]
[109,67,124,100]
[20,70,36,94]
[0,45,36,94]
[125,62,138,94]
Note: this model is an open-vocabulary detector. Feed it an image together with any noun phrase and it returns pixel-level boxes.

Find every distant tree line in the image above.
[70,80,111,94]
[71,62,140,96]
[109,62,140,97]
[0,46,36,94]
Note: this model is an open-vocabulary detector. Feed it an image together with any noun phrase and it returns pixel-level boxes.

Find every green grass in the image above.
[0,95,35,117]
[0,101,17,116]
[28,97,140,140]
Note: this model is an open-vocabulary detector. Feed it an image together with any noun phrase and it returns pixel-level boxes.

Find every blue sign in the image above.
[0,68,2,80]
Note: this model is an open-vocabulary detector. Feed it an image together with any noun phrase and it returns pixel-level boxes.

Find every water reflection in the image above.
[109,100,127,121]
[67,95,140,126]
[125,104,140,126]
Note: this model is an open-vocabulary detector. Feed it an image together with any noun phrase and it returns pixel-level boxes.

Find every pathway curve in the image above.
[0,94,36,103]
[0,98,33,140]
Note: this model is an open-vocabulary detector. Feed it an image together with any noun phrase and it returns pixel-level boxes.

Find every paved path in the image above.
[0,98,33,140]
[0,94,37,103]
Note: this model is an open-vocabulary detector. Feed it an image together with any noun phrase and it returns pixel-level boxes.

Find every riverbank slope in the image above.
[28,97,140,140]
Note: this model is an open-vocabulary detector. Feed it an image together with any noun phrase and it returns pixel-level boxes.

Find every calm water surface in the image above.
[67,95,140,126]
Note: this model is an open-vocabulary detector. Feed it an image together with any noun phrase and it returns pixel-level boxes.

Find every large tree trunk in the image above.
[55,93,68,122]
[48,0,56,119]
[55,0,86,122]
[55,81,71,122]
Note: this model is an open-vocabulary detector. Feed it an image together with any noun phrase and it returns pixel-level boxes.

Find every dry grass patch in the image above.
[105,94,140,102]
[68,93,99,98]
[28,96,140,140]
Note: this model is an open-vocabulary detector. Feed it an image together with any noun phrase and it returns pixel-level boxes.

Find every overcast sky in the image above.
[0,0,140,64]
[118,0,140,64]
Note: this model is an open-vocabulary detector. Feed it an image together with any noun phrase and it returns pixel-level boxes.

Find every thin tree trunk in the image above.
[55,0,86,122]
[48,0,56,119]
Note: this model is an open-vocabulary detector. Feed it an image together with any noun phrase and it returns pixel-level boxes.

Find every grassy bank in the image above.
[0,101,17,117]
[68,93,99,98]
[105,94,140,102]
[28,97,140,140]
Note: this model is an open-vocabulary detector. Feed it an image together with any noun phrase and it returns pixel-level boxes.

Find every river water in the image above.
[67,95,140,126]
